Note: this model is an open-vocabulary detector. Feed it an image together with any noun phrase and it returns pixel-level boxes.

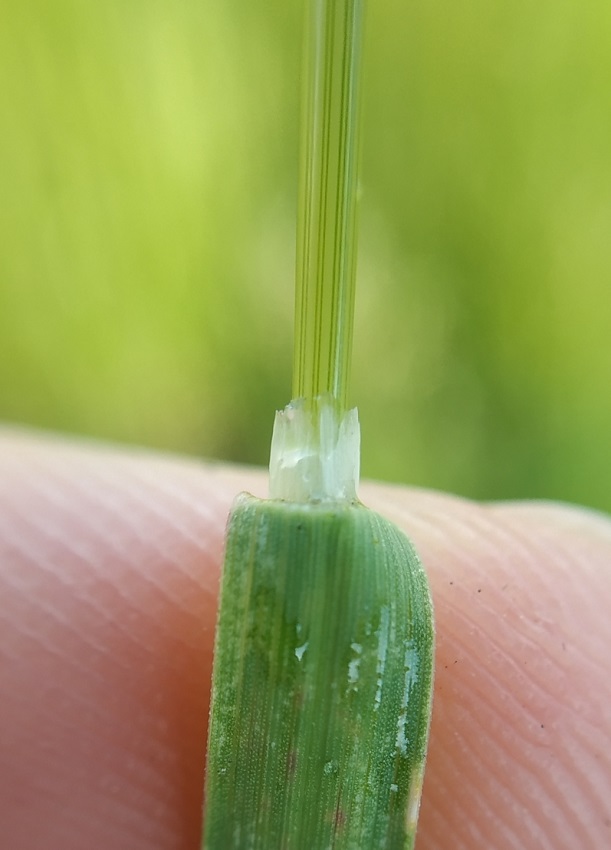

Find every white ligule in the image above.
[269,395,360,502]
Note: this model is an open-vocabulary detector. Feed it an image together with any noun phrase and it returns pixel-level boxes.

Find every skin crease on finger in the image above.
[0,429,610,850]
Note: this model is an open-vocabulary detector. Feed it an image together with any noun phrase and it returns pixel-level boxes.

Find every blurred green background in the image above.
[1,0,610,511]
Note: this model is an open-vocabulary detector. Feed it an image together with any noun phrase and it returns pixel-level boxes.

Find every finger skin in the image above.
[0,430,610,850]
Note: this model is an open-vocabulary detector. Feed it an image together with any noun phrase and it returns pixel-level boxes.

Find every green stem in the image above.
[293,0,365,410]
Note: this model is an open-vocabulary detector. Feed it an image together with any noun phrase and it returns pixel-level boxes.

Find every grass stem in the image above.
[293,0,364,410]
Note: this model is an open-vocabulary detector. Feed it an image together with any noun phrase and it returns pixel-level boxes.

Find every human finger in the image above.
[0,430,609,849]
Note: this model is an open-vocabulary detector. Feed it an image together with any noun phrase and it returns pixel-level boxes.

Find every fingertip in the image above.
[405,498,611,849]
[0,434,240,849]
[2,433,609,850]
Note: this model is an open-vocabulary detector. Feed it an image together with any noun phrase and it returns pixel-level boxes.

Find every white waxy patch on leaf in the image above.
[295,641,309,661]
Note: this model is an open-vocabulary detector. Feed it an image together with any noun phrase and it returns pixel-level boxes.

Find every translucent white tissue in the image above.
[269,395,360,502]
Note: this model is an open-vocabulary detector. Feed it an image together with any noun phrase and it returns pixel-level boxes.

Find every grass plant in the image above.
[202,2,434,847]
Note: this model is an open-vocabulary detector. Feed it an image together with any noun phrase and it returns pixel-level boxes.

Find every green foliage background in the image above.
[1,0,610,511]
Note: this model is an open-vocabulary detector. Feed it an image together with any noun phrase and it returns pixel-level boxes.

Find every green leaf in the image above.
[203,494,434,849]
